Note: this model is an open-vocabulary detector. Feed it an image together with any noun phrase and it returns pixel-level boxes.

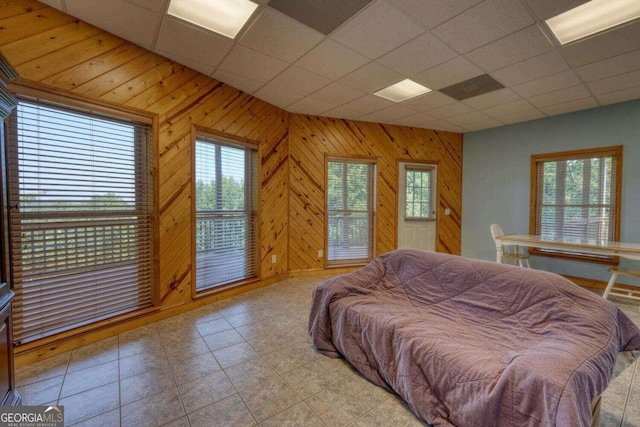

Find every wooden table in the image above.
[496,234,640,301]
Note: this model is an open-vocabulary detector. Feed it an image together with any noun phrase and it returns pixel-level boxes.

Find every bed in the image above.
[309,249,640,426]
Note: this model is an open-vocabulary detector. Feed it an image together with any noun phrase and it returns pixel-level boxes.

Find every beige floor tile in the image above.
[19,375,64,406]
[259,402,324,427]
[238,376,301,422]
[170,352,222,385]
[119,335,165,359]
[121,387,185,427]
[265,343,322,375]
[224,357,279,391]
[161,415,190,427]
[343,370,393,407]
[178,371,236,413]
[60,360,119,398]
[305,381,370,427]
[71,408,120,427]
[348,409,396,427]
[159,323,201,343]
[188,394,256,427]
[120,364,176,405]
[202,328,246,352]
[281,360,343,399]
[119,350,169,379]
[16,352,70,386]
[67,337,119,373]
[59,381,120,425]
[374,395,429,426]
[163,336,210,364]
[213,342,260,368]
[195,318,234,337]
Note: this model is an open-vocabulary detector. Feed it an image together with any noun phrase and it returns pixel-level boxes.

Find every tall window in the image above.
[194,135,257,292]
[7,97,153,344]
[530,146,622,261]
[405,166,435,220]
[326,158,376,266]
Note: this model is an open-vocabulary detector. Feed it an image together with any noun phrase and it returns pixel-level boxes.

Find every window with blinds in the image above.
[6,97,154,344]
[326,159,376,266]
[531,146,622,261]
[405,166,435,220]
[194,135,257,292]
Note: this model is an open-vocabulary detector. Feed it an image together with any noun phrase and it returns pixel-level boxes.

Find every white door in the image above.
[397,162,436,251]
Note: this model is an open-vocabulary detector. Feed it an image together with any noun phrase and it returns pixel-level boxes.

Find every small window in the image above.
[405,166,435,220]
[530,146,622,262]
[326,158,376,266]
[194,134,258,291]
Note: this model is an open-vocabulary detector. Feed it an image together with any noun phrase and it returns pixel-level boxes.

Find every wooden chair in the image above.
[491,224,531,268]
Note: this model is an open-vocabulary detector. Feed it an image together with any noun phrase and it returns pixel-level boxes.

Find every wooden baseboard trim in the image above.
[288,266,359,278]
[562,274,638,292]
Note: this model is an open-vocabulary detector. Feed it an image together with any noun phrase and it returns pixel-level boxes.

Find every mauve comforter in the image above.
[309,250,640,427]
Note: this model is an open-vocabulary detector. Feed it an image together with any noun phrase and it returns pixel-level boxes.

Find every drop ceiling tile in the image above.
[428,102,475,119]
[125,0,166,12]
[38,0,65,8]
[358,104,417,124]
[462,119,503,131]
[525,0,589,21]
[287,97,336,115]
[377,33,457,76]
[239,8,324,63]
[219,45,289,83]
[388,0,483,30]
[466,25,554,72]
[512,70,581,98]
[330,0,424,59]
[161,53,214,75]
[527,85,591,108]
[587,70,640,95]
[253,84,304,108]
[388,112,439,128]
[269,66,332,96]
[155,17,233,69]
[212,69,264,94]
[65,0,161,48]
[402,91,457,112]
[498,108,545,125]
[309,83,366,105]
[462,89,520,110]
[338,62,403,93]
[490,50,570,87]
[431,0,533,53]
[429,121,466,133]
[561,21,640,68]
[413,56,483,90]
[447,111,493,127]
[322,106,363,120]
[577,49,640,82]
[540,97,598,116]
[295,40,370,80]
[482,99,536,118]
[596,86,640,105]
[321,106,362,120]
[342,94,395,115]
[268,0,372,35]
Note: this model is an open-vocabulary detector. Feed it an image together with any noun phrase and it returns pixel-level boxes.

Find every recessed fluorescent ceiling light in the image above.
[546,0,640,45]
[373,79,431,103]
[168,0,258,39]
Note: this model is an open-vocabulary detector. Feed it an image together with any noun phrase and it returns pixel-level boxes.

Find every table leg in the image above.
[602,271,618,300]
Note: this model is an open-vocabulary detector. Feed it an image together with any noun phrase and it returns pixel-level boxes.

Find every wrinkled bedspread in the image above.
[309,250,640,426]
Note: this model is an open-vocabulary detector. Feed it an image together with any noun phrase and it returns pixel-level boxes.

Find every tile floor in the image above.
[15,275,640,427]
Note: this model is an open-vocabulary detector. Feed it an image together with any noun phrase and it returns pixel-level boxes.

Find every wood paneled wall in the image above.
[288,115,462,271]
[0,1,462,357]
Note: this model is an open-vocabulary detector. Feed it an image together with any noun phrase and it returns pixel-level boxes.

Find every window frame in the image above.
[529,145,623,264]
[191,127,260,297]
[325,155,377,268]
[6,83,158,345]
[404,165,436,222]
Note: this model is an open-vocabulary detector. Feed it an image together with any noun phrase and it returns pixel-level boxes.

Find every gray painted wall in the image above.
[462,99,640,284]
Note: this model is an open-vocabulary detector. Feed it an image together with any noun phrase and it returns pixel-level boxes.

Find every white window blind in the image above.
[6,98,153,344]
[532,147,620,258]
[194,136,257,291]
[405,166,435,220]
[327,159,376,265]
